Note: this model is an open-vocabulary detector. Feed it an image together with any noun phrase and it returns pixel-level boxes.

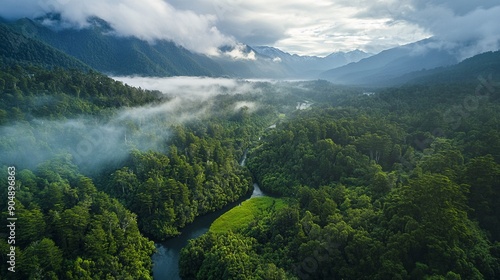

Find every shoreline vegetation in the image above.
[1,52,500,279]
[209,196,287,233]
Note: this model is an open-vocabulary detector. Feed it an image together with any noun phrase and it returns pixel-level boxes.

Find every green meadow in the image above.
[210,197,286,233]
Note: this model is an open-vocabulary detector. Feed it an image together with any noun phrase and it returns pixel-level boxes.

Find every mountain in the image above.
[251,46,371,77]
[393,50,500,85]
[0,22,91,71]
[319,38,459,86]
[211,45,295,78]
[1,16,373,79]
[4,17,226,77]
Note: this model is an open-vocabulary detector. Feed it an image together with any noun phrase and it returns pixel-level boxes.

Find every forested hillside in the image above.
[0,63,299,279]
[180,78,500,279]
[319,38,458,86]
[3,18,226,77]
[1,39,499,279]
[0,65,160,123]
[0,65,163,278]
[0,24,91,71]
[1,1,499,279]
[394,50,500,85]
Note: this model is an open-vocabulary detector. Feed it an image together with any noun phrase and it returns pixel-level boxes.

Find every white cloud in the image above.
[354,0,500,58]
[0,0,235,55]
[397,3,500,59]
[162,0,432,56]
[223,44,257,60]
[1,0,498,58]
[0,76,265,171]
[233,101,258,112]
[170,0,499,57]
[114,76,251,97]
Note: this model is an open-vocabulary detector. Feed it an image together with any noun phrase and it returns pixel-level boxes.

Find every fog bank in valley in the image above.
[0,76,268,173]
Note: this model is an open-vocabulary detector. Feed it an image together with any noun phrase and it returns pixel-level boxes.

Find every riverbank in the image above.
[210,196,286,233]
[152,191,252,279]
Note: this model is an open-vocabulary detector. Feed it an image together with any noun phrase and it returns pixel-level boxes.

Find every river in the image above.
[152,151,264,279]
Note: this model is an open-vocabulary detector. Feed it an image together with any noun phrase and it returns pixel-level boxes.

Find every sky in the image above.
[1,0,499,57]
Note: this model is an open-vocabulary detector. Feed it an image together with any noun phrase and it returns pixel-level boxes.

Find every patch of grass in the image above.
[210,197,286,233]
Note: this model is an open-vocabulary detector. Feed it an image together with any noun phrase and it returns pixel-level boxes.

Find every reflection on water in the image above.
[153,149,266,279]
[152,185,262,279]
[152,224,211,280]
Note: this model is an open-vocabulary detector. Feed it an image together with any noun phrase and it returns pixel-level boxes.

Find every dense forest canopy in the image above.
[181,77,500,279]
[0,64,333,278]
[1,3,500,279]
[0,48,500,279]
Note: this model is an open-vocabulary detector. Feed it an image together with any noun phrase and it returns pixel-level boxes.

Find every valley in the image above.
[1,3,500,279]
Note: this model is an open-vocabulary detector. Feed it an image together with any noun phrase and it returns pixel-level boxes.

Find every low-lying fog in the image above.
[1,76,313,174]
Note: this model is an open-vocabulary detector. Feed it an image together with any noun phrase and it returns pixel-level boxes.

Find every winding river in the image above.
[152,151,264,279]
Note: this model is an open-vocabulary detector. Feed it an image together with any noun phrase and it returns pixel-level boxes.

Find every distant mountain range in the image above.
[1,17,370,79]
[210,45,372,78]
[1,16,498,85]
[251,46,371,77]
[393,50,500,85]
[319,38,460,85]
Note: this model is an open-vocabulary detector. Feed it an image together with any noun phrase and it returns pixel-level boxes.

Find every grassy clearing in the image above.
[210,196,286,233]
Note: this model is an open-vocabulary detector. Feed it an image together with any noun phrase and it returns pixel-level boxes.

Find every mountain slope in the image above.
[251,46,371,77]
[0,23,91,70]
[392,50,500,85]
[211,45,295,78]
[5,17,226,77]
[319,39,459,85]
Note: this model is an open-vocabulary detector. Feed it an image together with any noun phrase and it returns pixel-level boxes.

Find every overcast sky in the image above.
[1,0,499,57]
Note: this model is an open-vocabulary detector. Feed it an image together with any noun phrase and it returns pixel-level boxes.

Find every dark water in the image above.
[152,183,265,280]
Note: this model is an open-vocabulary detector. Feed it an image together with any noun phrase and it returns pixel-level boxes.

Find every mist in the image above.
[0,77,271,174]
[0,0,260,59]
[386,1,500,60]
[1,0,498,59]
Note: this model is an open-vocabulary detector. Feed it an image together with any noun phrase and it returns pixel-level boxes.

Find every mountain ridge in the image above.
[3,17,227,77]
[319,38,460,86]
[2,16,498,84]
[392,50,500,85]
[251,46,372,77]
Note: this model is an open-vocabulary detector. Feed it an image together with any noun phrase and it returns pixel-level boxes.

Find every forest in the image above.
[0,59,499,279]
[180,80,500,279]
[0,63,306,278]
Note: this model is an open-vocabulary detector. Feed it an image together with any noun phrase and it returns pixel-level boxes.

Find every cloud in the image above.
[1,0,497,58]
[356,0,500,59]
[0,0,430,56]
[0,118,131,172]
[0,0,234,55]
[223,44,257,60]
[161,0,431,56]
[111,76,261,127]
[233,101,259,112]
[0,76,265,172]
[113,76,257,100]
[175,0,499,57]
[402,3,500,59]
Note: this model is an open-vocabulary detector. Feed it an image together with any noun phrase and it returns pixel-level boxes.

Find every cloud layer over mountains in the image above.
[1,0,498,58]
[1,0,233,55]
[363,0,500,59]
